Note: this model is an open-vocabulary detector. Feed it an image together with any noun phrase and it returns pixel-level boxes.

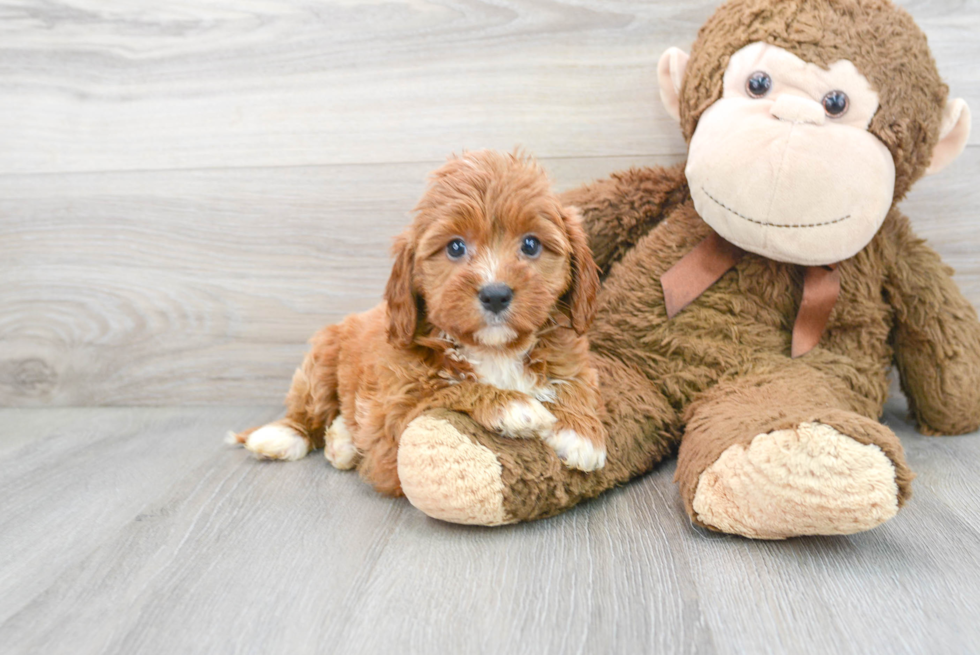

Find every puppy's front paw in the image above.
[492,398,557,438]
[544,429,607,471]
[244,423,310,461]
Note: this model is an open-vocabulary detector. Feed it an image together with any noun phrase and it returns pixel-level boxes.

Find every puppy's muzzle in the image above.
[479,283,513,314]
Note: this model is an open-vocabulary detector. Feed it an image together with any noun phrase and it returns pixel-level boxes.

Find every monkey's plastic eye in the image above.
[446,238,467,260]
[822,90,849,117]
[520,235,542,258]
[746,71,772,98]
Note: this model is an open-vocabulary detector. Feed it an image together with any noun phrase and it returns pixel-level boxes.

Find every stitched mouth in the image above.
[701,186,850,228]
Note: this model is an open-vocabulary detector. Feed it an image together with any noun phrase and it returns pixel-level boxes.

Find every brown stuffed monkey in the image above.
[392,0,979,538]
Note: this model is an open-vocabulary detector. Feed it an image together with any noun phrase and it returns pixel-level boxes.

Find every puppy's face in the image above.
[385,151,599,350]
[417,193,571,349]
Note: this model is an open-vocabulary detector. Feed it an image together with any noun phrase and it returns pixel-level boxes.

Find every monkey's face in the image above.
[684,43,896,266]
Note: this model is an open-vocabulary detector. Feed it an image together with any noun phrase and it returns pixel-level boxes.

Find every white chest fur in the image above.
[457,345,557,404]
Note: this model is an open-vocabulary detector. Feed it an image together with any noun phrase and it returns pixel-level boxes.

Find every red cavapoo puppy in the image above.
[230,150,606,496]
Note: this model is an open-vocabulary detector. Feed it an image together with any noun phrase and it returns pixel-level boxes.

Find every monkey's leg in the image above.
[676,367,914,539]
[396,355,679,525]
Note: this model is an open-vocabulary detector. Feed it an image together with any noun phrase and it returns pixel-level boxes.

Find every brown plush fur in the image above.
[406,0,980,527]
[236,150,604,496]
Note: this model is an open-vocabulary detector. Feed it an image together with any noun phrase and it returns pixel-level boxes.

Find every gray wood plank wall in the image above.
[1,0,978,406]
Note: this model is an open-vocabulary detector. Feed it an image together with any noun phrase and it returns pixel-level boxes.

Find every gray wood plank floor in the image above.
[1,394,979,655]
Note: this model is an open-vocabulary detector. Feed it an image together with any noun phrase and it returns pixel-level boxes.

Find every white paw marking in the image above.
[224,431,244,446]
[324,415,358,470]
[244,424,310,461]
[494,398,556,438]
[545,429,607,471]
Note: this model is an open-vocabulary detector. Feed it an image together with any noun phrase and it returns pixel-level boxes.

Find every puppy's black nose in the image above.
[479,283,513,314]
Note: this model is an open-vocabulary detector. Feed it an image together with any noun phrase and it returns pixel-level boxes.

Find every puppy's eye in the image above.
[446,238,467,260]
[520,235,542,258]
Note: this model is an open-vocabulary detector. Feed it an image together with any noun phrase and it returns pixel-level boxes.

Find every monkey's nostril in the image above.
[479,283,513,314]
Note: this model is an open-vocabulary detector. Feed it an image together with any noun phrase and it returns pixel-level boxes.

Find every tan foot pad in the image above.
[692,422,900,539]
[398,416,512,526]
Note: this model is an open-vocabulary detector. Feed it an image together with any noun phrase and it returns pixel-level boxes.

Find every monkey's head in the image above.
[658,0,971,266]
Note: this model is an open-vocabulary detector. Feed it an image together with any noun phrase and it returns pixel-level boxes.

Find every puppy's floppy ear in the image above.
[384,230,420,347]
[561,206,600,334]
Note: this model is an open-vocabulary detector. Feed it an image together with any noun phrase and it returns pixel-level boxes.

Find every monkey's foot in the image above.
[398,414,512,526]
[691,422,901,539]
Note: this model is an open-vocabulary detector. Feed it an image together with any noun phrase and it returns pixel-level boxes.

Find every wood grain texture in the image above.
[1,398,978,654]
[0,0,699,175]
[0,0,974,175]
[0,0,978,407]
[0,406,281,626]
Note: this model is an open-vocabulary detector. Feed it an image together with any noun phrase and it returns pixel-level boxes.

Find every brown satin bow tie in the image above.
[660,231,840,358]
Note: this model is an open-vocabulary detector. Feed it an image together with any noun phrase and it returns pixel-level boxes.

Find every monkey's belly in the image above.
[588,210,892,411]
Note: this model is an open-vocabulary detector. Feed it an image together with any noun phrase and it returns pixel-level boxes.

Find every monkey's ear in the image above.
[384,231,420,348]
[926,98,971,176]
[657,47,689,123]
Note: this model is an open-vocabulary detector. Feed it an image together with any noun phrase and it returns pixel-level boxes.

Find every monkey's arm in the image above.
[560,163,689,277]
[883,213,980,435]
